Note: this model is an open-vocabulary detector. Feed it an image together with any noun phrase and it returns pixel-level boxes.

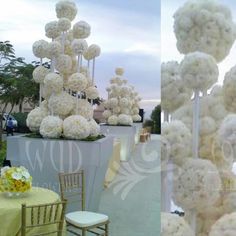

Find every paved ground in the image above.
[98,135,160,236]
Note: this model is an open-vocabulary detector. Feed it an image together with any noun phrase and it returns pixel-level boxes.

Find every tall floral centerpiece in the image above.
[161,0,236,235]
[102,68,142,126]
[0,166,32,197]
[26,0,101,140]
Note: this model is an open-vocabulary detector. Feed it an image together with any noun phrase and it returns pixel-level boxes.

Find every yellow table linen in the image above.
[0,187,63,236]
[104,140,121,187]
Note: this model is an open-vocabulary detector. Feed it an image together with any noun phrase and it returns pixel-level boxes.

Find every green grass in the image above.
[24,133,105,142]
[0,141,7,167]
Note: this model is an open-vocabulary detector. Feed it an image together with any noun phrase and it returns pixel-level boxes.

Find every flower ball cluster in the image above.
[173,159,222,212]
[174,0,236,62]
[161,120,192,166]
[161,212,194,236]
[103,68,141,125]
[161,61,191,113]
[180,51,219,91]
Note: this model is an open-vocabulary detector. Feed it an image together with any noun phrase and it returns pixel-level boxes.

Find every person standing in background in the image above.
[6,117,14,136]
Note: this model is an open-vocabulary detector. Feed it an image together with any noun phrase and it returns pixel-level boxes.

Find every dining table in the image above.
[0,187,65,236]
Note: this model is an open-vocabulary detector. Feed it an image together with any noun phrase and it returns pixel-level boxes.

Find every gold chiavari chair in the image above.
[59,170,109,236]
[21,200,67,236]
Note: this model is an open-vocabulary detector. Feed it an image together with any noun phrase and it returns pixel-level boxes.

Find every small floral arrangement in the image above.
[0,166,32,193]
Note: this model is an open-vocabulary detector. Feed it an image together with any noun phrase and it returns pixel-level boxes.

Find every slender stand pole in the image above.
[39,58,43,106]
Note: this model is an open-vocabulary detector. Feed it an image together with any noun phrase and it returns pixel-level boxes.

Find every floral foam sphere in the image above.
[0,166,32,194]
[63,115,90,139]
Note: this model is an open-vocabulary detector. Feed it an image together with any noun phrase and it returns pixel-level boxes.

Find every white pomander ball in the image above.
[44,73,63,93]
[113,106,121,114]
[107,98,119,108]
[161,212,194,236]
[40,116,63,138]
[32,66,50,84]
[47,41,62,59]
[115,67,124,76]
[58,17,71,32]
[26,107,48,132]
[173,159,222,212]
[68,73,88,91]
[174,0,236,62]
[132,114,141,122]
[63,115,90,139]
[161,120,192,166]
[108,115,118,125]
[48,92,75,117]
[32,40,49,58]
[120,108,130,115]
[56,1,77,21]
[74,99,93,119]
[85,86,99,99]
[73,21,91,39]
[118,114,133,125]
[88,119,100,137]
[223,65,236,112]
[200,116,217,135]
[103,110,112,119]
[45,21,60,39]
[209,212,236,236]
[83,44,101,60]
[119,98,130,107]
[72,39,88,55]
[55,54,72,74]
[162,61,191,112]
[180,51,218,91]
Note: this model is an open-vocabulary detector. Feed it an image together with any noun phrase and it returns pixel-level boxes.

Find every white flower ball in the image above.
[103,110,112,119]
[26,107,48,132]
[222,193,236,214]
[33,66,50,84]
[120,108,130,115]
[72,39,88,55]
[48,91,75,117]
[113,106,121,114]
[44,72,63,93]
[120,98,130,107]
[161,212,194,236]
[83,44,101,60]
[180,52,218,91]
[174,0,236,62]
[132,107,139,115]
[218,114,236,146]
[107,98,118,108]
[223,65,236,112]
[162,61,192,112]
[85,86,99,99]
[209,213,236,236]
[40,116,63,138]
[32,40,49,58]
[45,21,60,39]
[200,116,217,135]
[42,85,53,100]
[73,21,91,39]
[118,114,133,125]
[115,67,124,76]
[55,54,72,74]
[120,86,131,97]
[132,115,141,122]
[63,115,90,139]
[68,73,88,91]
[58,17,71,32]
[47,41,62,59]
[73,99,93,119]
[161,120,192,166]
[88,119,100,137]
[173,159,222,212]
[56,1,77,21]
[108,115,118,125]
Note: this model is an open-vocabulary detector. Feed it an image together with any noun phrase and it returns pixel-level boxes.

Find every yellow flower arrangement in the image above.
[0,166,32,193]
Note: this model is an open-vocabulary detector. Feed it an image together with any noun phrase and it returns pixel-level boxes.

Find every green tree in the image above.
[151,104,161,134]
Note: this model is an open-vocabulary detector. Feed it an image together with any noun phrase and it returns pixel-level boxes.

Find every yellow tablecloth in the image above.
[104,140,121,187]
[0,187,62,236]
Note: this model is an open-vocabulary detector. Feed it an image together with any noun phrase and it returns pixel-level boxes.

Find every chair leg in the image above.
[82,229,86,236]
[105,223,109,236]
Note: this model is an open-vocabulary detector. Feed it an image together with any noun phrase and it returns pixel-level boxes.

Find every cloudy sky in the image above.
[162,0,236,85]
[0,0,160,118]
